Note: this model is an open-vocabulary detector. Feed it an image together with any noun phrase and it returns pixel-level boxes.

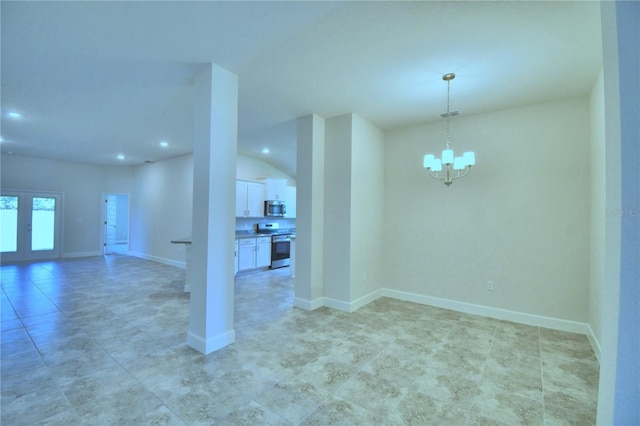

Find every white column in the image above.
[187,63,238,354]
[323,114,353,307]
[294,114,325,310]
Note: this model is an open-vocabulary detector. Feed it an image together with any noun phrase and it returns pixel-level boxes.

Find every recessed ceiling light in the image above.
[7,112,22,119]
[117,154,125,160]
[262,148,270,154]
[160,141,169,148]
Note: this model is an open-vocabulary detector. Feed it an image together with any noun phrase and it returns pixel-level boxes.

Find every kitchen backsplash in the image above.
[235,217,296,232]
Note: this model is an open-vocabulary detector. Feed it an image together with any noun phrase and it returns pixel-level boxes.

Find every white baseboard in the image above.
[324,289,383,313]
[382,288,592,336]
[128,251,185,269]
[585,323,602,362]
[295,289,382,313]
[323,297,351,312]
[62,251,102,258]
[351,289,383,312]
[293,297,324,311]
[186,329,235,355]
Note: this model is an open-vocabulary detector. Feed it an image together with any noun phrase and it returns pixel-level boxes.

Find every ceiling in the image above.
[1,1,602,178]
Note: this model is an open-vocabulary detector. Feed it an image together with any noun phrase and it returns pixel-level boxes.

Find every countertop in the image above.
[235,229,296,239]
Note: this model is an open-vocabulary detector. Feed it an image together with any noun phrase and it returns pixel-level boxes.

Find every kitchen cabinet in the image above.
[237,236,271,272]
[236,180,265,218]
[256,237,272,268]
[260,178,287,201]
[285,186,296,218]
[238,238,257,271]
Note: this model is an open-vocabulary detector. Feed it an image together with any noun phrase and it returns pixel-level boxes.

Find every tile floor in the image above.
[1,255,599,425]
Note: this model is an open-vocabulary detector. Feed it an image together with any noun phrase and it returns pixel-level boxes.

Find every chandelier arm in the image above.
[450,166,471,181]
[427,169,445,180]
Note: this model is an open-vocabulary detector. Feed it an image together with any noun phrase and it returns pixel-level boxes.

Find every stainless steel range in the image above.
[257,223,293,269]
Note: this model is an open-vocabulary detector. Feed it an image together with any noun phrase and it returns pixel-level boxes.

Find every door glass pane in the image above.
[0,196,19,253]
[31,197,55,251]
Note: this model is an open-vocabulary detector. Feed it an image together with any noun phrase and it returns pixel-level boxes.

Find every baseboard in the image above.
[585,323,602,362]
[351,289,383,312]
[62,251,102,258]
[323,297,351,312]
[381,288,592,336]
[128,251,185,269]
[186,329,235,354]
[323,289,383,313]
[293,297,324,311]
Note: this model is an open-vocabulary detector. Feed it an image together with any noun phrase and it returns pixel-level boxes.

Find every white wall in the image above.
[0,153,294,265]
[610,1,640,421]
[324,114,353,303]
[237,155,296,186]
[350,114,384,302]
[589,69,606,355]
[596,2,623,421]
[129,154,193,266]
[0,155,133,257]
[322,113,385,308]
[383,98,591,323]
[295,114,326,308]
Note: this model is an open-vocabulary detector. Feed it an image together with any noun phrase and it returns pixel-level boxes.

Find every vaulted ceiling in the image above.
[1,1,602,177]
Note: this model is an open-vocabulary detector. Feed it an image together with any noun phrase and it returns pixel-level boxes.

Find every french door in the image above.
[0,190,62,262]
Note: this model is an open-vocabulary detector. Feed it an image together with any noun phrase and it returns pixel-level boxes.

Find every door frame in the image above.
[0,189,64,263]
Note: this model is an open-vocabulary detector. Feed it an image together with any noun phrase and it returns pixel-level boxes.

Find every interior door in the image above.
[103,193,129,254]
[0,190,62,262]
[104,195,117,254]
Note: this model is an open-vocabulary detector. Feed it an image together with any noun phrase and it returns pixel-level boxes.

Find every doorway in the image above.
[103,193,130,255]
[0,190,63,262]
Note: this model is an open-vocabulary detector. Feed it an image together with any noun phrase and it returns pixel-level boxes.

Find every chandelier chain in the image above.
[446,79,451,149]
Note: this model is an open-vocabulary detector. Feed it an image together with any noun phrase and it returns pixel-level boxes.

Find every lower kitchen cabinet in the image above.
[238,239,256,271]
[256,237,271,268]
[237,237,271,272]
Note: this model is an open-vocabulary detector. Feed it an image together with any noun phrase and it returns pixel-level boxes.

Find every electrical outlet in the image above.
[487,281,495,291]
[362,273,367,282]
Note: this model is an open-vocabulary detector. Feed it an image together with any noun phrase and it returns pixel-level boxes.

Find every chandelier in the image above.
[423,73,475,186]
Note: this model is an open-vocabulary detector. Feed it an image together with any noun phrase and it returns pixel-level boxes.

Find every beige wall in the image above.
[383,97,591,322]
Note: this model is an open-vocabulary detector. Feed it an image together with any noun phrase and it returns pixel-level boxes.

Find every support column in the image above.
[294,114,325,310]
[188,63,238,354]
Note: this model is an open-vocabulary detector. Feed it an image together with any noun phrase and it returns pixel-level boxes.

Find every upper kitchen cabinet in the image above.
[285,186,296,218]
[259,178,287,201]
[236,180,265,218]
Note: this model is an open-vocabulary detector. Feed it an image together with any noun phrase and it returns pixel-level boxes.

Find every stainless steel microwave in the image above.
[265,200,287,217]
